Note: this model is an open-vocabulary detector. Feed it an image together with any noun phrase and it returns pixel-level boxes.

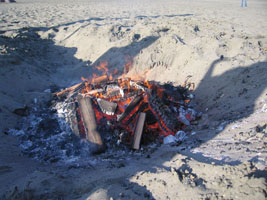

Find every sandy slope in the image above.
[0,0,266,199]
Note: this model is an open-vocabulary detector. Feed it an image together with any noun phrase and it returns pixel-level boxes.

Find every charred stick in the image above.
[125,103,148,126]
[54,82,84,97]
[67,102,81,137]
[132,112,146,150]
[117,95,143,122]
[76,106,86,138]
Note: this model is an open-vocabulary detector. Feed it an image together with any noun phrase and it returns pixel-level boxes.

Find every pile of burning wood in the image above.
[54,70,199,154]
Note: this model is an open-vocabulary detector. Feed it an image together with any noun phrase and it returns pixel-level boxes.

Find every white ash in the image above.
[8,101,157,166]
[8,103,98,166]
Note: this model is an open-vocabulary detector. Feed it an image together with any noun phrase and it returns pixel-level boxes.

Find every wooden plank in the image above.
[132,112,146,150]
[77,95,105,154]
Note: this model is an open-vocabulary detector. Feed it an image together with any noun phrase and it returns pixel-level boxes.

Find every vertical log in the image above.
[77,95,105,153]
[67,102,81,138]
[132,112,146,150]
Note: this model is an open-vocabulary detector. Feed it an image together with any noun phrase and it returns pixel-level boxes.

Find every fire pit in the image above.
[53,62,199,154]
[9,61,199,164]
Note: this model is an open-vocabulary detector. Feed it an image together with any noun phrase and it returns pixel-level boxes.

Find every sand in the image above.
[0,0,266,199]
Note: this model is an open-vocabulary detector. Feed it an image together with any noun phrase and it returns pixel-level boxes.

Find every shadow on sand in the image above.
[82,58,266,199]
[176,59,267,166]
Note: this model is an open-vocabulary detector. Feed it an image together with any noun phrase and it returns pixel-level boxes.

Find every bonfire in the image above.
[53,61,199,153]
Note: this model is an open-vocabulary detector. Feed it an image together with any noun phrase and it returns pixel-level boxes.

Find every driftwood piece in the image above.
[132,112,146,149]
[77,95,105,153]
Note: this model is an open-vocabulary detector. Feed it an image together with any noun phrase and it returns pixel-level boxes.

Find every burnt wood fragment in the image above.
[67,83,86,99]
[66,102,80,138]
[77,95,105,154]
[125,103,148,126]
[54,82,84,97]
[148,94,180,134]
[97,99,117,115]
[132,112,146,150]
[145,110,157,125]
[117,95,143,122]
[104,85,122,98]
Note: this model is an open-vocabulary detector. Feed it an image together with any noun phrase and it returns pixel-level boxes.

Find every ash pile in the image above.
[9,73,200,165]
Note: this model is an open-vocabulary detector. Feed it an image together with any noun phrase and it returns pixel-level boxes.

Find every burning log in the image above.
[54,82,84,97]
[132,112,146,150]
[77,95,105,154]
[117,95,144,122]
[92,75,109,85]
[125,102,148,126]
[147,94,181,135]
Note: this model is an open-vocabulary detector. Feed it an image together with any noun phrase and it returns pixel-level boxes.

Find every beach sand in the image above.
[0,0,266,199]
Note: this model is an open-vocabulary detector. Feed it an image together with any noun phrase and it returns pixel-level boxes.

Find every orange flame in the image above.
[81,76,88,82]
[96,61,109,74]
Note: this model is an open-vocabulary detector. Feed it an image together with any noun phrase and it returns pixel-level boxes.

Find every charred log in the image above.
[117,95,144,122]
[132,112,146,150]
[125,102,148,126]
[148,93,181,135]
